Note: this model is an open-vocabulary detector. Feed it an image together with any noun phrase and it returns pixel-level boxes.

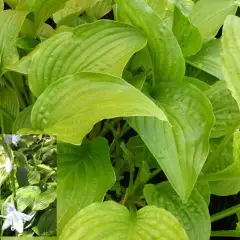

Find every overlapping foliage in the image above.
[0,135,57,237]
[0,0,240,239]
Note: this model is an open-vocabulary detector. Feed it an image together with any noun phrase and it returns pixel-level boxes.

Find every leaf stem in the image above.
[100,118,121,137]
[211,204,240,223]
[211,231,240,238]
[148,168,162,181]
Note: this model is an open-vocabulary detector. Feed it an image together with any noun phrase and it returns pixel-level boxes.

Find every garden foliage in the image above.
[0,0,240,239]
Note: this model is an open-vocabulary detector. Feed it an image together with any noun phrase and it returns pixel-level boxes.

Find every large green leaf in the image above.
[203,131,240,196]
[172,4,202,57]
[12,105,33,133]
[144,182,211,240]
[53,0,100,24]
[0,87,19,133]
[115,0,185,86]
[30,72,168,144]
[59,201,189,240]
[0,10,27,75]
[128,81,215,202]
[20,20,147,97]
[205,81,240,138]
[222,15,240,110]
[187,39,223,80]
[189,0,238,38]
[57,138,116,235]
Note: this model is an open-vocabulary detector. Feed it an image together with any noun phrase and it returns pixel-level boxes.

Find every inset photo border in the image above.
[0,134,57,237]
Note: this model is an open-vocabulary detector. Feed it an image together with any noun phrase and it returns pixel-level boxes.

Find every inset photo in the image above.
[0,134,57,237]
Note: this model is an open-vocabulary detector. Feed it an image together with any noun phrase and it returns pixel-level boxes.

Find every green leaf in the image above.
[0,87,19,133]
[59,201,189,240]
[15,36,38,51]
[172,4,202,57]
[144,182,211,240]
[184,76,210,91]
[86,0,113,19]
[123,70,146,90]
[0,153,10,187]
[32,208,57,236]
[128,81,215,202]
[12,105,33,133]
[3,186,41,212]
[27,168,40,184]
[37,23,54,40]
[16,0,69,29]
[31,72,168,144]
[189,0,238,38]
[33,188,57,211]
[222,15,240,110]
[33,209,56,236]
[195,180,211,205]
[0,10,27,75]
[205,81,240,138]
[187,39,223,80]
[4,0,19,9]
[147,0,168,18]
[57,138,116,235]
[53,0,100,24]
[115,0,185,86]
[0,0,3,11]
[24,20,147,97]
[174,0,194,15]
[203,131,240,196]
[127,135,159,169]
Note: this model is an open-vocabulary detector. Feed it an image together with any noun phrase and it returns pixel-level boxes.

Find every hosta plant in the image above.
[0,0,240,239]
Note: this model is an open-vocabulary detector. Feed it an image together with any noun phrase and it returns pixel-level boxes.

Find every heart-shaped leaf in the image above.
[59,201,189,240]
[128,81,215,201]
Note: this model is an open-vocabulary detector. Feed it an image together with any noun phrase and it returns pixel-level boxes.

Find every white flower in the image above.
[0,154,12,173]
[0,204,32,233]
[4,134,21,146]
